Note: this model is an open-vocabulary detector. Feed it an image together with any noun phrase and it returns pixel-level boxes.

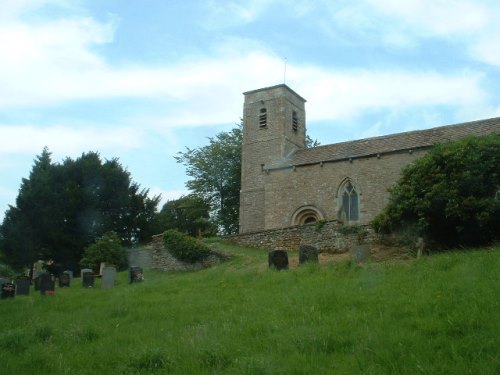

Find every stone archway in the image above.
[291,205,324,226]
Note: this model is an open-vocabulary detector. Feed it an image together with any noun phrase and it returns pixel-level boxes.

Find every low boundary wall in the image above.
[226,220,375,253]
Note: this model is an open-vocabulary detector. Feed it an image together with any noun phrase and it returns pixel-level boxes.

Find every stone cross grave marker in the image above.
[102,266,117,289]
[268,249,289,270]
[16,276,30,296]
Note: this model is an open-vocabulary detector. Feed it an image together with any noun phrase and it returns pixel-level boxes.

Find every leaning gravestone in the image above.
[268,249,289,270]
[1,282,15,299]
[129,267,144,284]
[40,273,55,295]
[82,271,94,288]
[59,272,71,288]
[299,245,319,264]
[16,276,31,295]
[102,266,117,289]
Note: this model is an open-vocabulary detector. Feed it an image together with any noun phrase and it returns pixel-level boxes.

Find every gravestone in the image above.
[40,273,55,295]
[299,245,319,264]
[16,276,31,295]
[59,272,71,288]
[64,270,73,280]
[82,271,94,288]
[129,267,144,283]
[350,244,370,263]
[34,275,42,291]
[268,249,289,270]
[1,282,15,299]
[102,266,117,289]
[80,268,93,278]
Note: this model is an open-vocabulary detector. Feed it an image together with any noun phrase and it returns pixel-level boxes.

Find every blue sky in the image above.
[1,0,500,220]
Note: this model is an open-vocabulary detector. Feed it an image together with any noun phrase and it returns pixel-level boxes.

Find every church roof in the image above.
[273,117,500,169]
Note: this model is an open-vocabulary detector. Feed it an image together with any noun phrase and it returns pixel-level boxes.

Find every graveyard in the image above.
[0,241,499,374]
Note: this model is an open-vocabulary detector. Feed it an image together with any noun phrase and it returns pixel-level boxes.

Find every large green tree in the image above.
[176,124,320,235]
[157,195,215,237]
[372,135,500,247]
[0,148,160,270]
[176,126,242,235]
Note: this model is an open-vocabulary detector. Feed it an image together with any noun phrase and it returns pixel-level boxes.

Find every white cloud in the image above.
[0,124,144,156]
[290,66,485,122]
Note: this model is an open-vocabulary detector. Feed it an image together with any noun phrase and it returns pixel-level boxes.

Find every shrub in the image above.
[163,229,210,263]
[79,231,128,272]
[372,135,500,248]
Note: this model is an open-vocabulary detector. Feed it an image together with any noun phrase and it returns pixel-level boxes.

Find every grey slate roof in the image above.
[270,117,500,170]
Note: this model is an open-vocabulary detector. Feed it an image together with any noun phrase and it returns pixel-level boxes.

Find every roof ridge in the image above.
[301,116,500,153]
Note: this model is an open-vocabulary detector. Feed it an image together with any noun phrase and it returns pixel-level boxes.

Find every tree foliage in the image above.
[175,126,242,235]
[372,135,500,247]
[175,124,320,235]
[0,148,160,270]
[162,229,210,263]
[157,195,216,237]
[79,231,128,272]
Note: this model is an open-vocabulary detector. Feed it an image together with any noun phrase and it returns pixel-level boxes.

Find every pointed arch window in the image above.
[339,180,359,222]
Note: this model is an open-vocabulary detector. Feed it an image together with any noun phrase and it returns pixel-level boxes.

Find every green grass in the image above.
[1,243,499,374]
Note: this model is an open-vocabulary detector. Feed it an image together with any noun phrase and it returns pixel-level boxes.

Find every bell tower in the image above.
[239,84,306,233]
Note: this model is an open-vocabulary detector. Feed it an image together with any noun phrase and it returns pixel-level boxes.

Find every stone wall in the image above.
[127,245,153,269]
[151,234,226,272]
[227,220,375,253]
[263,149,425,230]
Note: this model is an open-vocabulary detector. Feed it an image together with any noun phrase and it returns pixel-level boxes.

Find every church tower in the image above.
[239,84,306,233]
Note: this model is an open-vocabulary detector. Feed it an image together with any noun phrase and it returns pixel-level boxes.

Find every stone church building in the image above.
[239,84,500,235]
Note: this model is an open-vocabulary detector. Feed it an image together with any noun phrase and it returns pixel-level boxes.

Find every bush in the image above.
[79,231,128,272]
[163,229,210,263]
[372,135,500,248]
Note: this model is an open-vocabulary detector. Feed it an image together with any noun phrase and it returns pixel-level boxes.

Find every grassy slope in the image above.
[0,243,498,374]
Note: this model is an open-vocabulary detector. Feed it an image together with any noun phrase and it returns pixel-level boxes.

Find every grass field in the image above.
[0,242,499,374]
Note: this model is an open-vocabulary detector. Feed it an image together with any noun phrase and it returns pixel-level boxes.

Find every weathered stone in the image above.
[1,282,15,299]
[15,276,30,295]
[82,271,94,288]
[268,249,289,270]
[150,234,227,272]
[299,244,319,264]
[59,272,71,288]
[350,244,370,263]
[40,273,55,295]
[129,267,143,283]
[102,266,117,289]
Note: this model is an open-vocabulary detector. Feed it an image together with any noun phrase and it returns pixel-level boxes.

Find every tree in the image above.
[157,195,215,237]
[176,125,242,235]
[0,149,160,271]
[372,135,500,248]
[79,231,128,272]
[175,124,320,235]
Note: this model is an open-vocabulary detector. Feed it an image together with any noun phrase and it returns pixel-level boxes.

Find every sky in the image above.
[1,0,500,221]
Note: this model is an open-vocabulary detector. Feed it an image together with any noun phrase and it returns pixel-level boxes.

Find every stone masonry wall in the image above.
[227,220,376,253]
[151,234,225,272]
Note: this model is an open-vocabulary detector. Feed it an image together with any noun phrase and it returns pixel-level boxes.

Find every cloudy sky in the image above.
[1,0,500,220]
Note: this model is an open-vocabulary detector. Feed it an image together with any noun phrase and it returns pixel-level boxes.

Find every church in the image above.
[238,84,500,234]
